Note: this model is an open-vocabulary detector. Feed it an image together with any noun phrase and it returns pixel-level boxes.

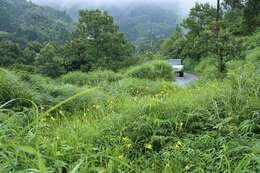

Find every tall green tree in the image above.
[160,26,185,58]
[161,2,242,74]
[35,43,64,78]
[224,0,260,33]
[161,3,217,61]
[64,10,133,72]
[0,40,23,66]
[22,41,43,65]
[0,0,73,46]
[243,0,260,33]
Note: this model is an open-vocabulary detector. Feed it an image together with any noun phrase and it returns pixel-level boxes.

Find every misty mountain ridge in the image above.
[30,0,187,50]
[26,0,216,50]
[0,0,73,45]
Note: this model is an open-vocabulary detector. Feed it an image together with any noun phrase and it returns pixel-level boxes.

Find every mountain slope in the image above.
[32,0,181,51]
[106,3,180,51]
[0,0,73,45]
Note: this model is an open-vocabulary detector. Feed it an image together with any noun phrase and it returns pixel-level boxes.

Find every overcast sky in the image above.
[31,0,217,9]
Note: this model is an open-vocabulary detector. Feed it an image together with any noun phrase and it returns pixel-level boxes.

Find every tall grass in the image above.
[0,59,259,172]
[126,60,175,81]
[60,70,123,86]
[0,69,32,107]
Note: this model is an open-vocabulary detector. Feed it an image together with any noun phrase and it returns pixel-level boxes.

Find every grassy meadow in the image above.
[0,58,259,173]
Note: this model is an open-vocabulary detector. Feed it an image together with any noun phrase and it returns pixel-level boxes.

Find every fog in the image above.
[30,0,217,14]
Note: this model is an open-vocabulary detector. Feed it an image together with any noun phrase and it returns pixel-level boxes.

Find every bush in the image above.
[35,43,65,78]
[106,78,175,97]
[183,58,198,72]
[0,69,31,106]
[194,55,218,79]
[243,29,260,51]
[60,70,123,86]
[245,47,260,67]
[132,53,167,65]
[19,73,84,110]
[126,60,175,81]
[17,72,114,113]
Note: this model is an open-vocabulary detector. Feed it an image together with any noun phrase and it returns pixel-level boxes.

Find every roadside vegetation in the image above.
[1,52,259,172]
[0,0,259,172]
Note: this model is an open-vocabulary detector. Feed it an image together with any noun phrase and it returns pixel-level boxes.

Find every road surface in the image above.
[175,73,198,86]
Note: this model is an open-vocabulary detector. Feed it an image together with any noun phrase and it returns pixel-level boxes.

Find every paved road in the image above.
[175,73,198,86]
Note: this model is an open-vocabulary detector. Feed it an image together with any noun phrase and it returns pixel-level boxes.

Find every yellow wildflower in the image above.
[50,116,55,121]
[122,137,129,142]
[185,165,191,171]
[177,141,182,146]
[175,141,183,150]
[144,143,153,150]
[126,143,132,149]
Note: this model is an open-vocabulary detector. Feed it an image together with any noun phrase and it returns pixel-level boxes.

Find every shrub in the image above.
[60,70,123,86]
[16,72,77,108]
[0,69,31,106]
[106,78,175,97]
[183,58,198,72]
[243,29,260,51]
[132,53,167,65]
[194,55,218,79]
[18,72,114,113]
[245,47,260,67]
[126,60,175,81]
[35,43,65,78]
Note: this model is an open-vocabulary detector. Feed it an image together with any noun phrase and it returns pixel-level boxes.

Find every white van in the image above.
[169,59,184,77]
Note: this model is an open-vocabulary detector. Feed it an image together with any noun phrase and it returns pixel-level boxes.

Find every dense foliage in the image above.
[0,0,260,172]
[0,48,259,171]
[0,0,73,45]
[126,60,175,81]
[63,10,134,72]
[161,0,260,74]
[35,1,181,52]
[0,9,134,77]
[61,70,123,87]
[106,3,180,52]
[35,43,65,78]
[0,40,24,66]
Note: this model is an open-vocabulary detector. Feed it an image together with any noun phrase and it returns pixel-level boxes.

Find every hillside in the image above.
[106,3,181,52]
[32,0,181,51]
[0,0,73,45]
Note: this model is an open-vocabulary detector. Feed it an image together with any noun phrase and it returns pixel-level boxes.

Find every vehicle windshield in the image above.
[169,59,182,65]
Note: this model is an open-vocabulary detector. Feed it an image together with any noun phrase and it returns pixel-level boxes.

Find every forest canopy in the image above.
[0,0,73,46]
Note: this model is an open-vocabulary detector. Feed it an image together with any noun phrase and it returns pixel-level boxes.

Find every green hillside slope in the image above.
[0,0,73,45]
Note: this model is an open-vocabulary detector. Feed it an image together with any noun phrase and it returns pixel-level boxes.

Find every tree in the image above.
[224,0,245,9]
[224,0,260,34]
[0,40,23,66]
[22,41,43,65]
[243,0,260,33]
[0,0,73,46]
[35,43,65,78]
[160,2,242,74]
[64,10,133,72]
[161,3,217,61]
[216,0,224,73]
[160,26,185,58]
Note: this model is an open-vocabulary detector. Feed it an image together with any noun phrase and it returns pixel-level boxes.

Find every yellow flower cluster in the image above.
[118,155,124,160]
[122,137,133,149]
[122,136,129,142]
[174,141,183,150]
[126,143,132,149]
[144,143,153,150]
